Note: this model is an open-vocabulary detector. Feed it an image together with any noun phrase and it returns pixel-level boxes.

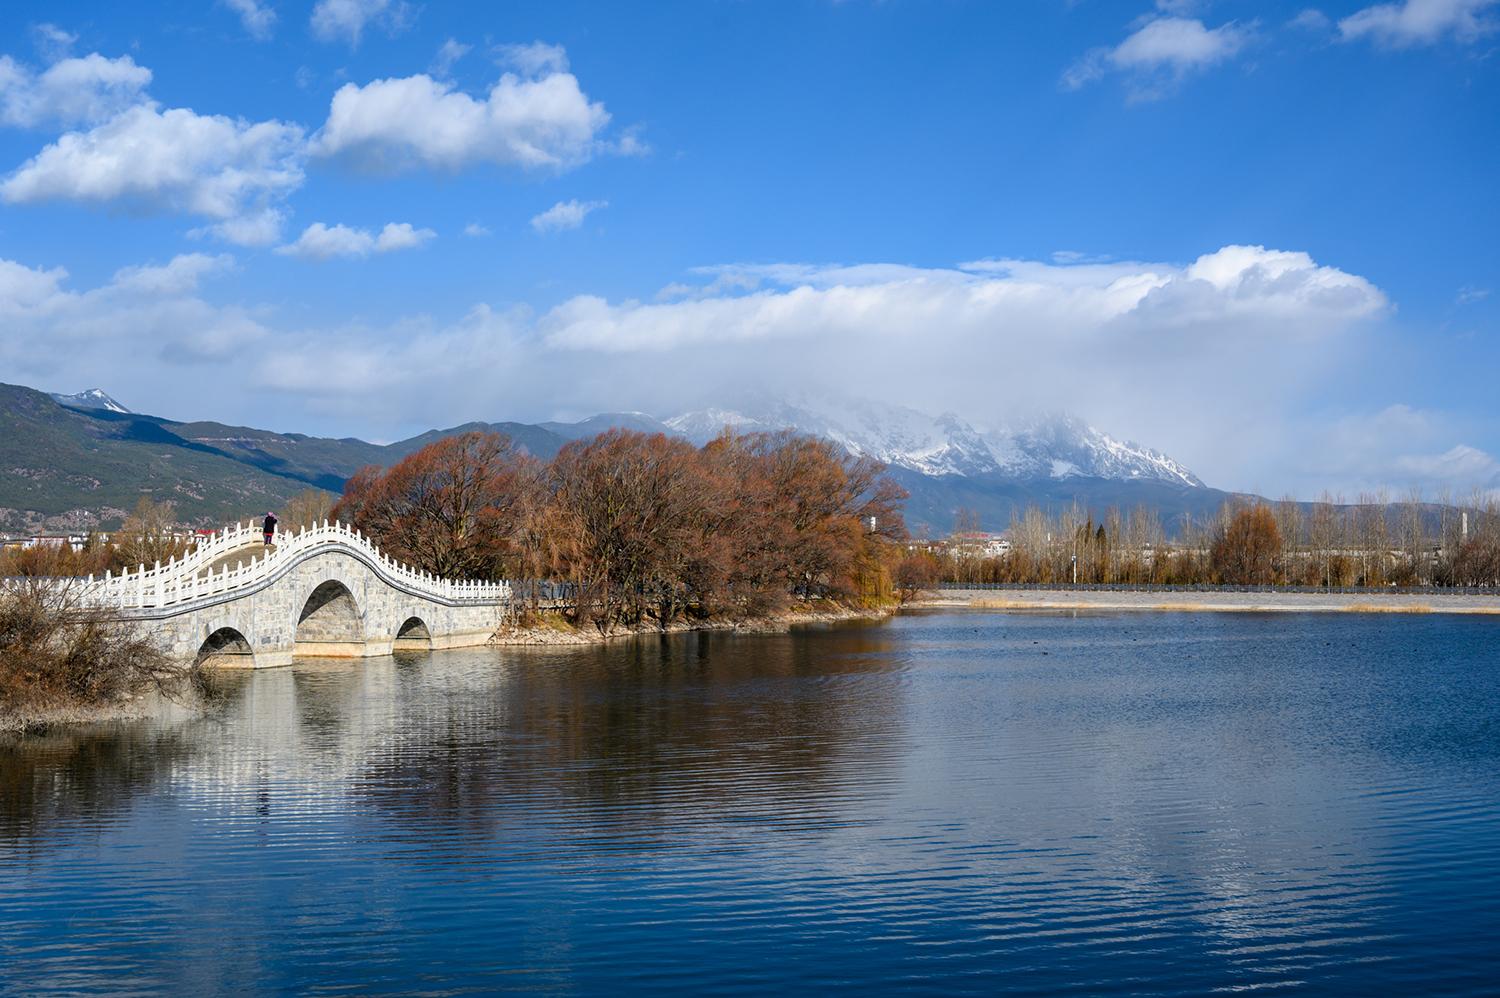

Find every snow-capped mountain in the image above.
[663,395,1203,488]
[50,388,130,413]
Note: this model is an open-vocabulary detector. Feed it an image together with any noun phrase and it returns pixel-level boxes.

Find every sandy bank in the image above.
[915,589,1500,615]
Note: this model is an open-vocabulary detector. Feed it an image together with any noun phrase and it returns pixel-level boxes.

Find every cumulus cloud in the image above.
[1,41,627,243]
[0,104,305,243]
[222,0,277,41]
[313,63,611,172]
[277,220,435,259]
[310,0,413,45]
[374,221,435,251]
[1064,16,1254,98]
[462,222,490,237]
[0,52,152,127]
[1339,0,1498,46]
[530,198,606,233]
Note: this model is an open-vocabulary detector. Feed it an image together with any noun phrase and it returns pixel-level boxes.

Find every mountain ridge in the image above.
[7,382,1217,534]
[663,395,1204,487]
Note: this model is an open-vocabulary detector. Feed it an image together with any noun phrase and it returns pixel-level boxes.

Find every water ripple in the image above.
[2,614,1499,994]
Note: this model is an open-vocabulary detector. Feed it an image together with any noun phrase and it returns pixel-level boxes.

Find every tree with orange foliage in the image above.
[330,425,909,629]
[545,429,712,628]
[1211,504,1283,585]
[333,432,539,580]
[704,430,906,608]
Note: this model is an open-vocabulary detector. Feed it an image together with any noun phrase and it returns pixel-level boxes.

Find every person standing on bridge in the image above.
[262,511,278,547]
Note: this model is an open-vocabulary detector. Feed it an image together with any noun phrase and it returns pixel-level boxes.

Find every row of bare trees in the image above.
[0,490,339,579]
[332,429,908,630]
[930,493,1500,588]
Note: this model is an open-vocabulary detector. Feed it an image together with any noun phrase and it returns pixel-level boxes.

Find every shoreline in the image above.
[913,588,1500,615]
[488,603,892,646]
[2,605,891,734]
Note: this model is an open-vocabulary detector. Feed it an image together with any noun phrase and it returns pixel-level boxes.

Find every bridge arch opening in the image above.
[393,616,433,651]
[197,627,255,668]
[294,580,364,657]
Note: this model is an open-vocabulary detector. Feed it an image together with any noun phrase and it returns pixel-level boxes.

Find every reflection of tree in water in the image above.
[347,626,911,847]
[0,722,199,845]
[0,626,909,853]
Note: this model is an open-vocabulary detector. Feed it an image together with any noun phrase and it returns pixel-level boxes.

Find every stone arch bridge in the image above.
[76,521,511,668]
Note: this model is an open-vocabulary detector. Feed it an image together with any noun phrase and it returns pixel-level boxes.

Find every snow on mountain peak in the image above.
[50,389,130,414]
[661,395,1203,487]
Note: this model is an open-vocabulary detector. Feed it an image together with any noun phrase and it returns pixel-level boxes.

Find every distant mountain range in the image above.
[1,381,1233,535]
[660,394,1202,486]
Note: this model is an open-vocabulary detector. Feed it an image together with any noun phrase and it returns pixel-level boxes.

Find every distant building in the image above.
[21,534,91,552]
[944,531,1012,560]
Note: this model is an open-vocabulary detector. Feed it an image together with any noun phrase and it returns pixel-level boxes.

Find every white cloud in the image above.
[31,24,77,61]
[0,52,152,127]
[1294,405,1500,496]
[111,253,234,295]
[313,64,611,172]
[1288,8,1334,31]
[0,252,267,372]
[374,221,435,251]
[222,0,277,41]
[519,246,1387,490]
[431,38,470,76]
[277,220,434,259]
[0,243,1425,495]
[310,0,413,45]
[539,246,1383,354]
[0,257,68,315]
[1064,17,1254,97]
[1,104,305,241]
[462,222,490,237]
[1339,0,1498,46]
[193,208,288,248]
[1394,444,1500,489]
[495,41,569,76]
[1456,286,1491,305]
[277,222,370,259]
[530,198,606,233]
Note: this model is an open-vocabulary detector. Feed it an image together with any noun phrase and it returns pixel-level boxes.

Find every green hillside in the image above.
[0,384,573,532]
[0,384,316,531]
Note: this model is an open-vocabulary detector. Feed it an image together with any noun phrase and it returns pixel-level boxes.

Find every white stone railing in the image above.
[75,520,511,611]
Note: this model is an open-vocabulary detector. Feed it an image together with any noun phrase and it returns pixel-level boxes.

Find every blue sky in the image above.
[0,0,1495,497]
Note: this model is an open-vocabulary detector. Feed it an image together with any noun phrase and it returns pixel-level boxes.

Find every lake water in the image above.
[3,610,1499,995]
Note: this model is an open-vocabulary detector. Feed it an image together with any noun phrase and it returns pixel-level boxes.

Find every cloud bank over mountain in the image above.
[4,239,1477,498]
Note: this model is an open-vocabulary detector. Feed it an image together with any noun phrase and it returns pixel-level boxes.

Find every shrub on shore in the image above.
[0,582,180,727]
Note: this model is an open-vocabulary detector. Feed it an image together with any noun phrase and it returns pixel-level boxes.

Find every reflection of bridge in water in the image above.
[77,521,511,668]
